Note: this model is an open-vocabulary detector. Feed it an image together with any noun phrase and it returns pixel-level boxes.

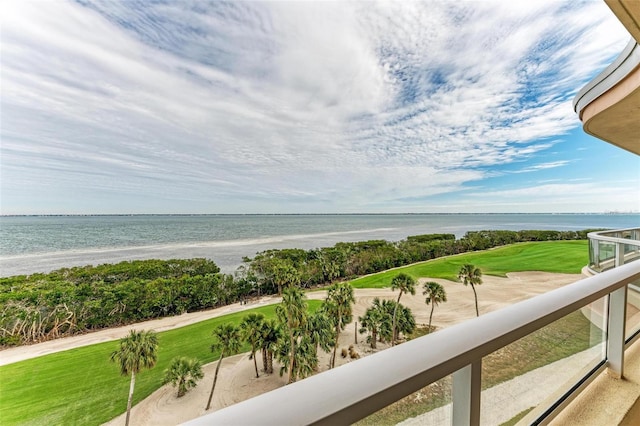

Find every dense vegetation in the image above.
[0,229,594,346]
[0,259,229,346]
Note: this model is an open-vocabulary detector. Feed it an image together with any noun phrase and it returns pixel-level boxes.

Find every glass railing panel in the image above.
[589,238,600,271]
[355,375,452,426]
[480,299,607,425]
[624,243,640,264]
[626,282,640,341]
[597,241,616,272]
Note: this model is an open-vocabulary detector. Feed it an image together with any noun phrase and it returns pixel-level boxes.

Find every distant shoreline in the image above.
[2,212,638,217]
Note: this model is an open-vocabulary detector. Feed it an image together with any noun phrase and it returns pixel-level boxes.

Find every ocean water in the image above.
[1,214,638,277]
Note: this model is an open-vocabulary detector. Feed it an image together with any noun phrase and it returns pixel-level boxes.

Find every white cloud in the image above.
[0,0,634,214]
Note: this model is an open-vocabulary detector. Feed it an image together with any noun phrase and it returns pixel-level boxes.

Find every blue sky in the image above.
[1,0,638,215]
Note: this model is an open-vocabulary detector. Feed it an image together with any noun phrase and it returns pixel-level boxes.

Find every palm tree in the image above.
[307,310,334,366]
[423,281,447,332]
[324,282,355,368]
[277,334,317,380]
[276,286,307,383]
[240,312,265,378]
[458,264,483,317]
[394,302,416,338]
[258,319,281,374]
[359,298,386,349]
[206,323,241,410]
[272,260,300,295]
[390,273,416,346]
[163,356,203,397]
[110,329,158,426]
[377,299,415,343]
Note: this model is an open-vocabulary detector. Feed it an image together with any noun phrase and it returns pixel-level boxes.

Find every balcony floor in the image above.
[548,336,640,425]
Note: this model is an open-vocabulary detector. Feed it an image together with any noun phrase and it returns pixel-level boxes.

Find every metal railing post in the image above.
[616,242,625,268]
[452,359,481,426]
[607,284,627,378]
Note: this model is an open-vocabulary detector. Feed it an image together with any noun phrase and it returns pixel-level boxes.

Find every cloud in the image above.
[511,161,572,173]
[0,0,634,214]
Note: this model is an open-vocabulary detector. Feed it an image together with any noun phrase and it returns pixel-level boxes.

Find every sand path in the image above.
[92,271,581,426]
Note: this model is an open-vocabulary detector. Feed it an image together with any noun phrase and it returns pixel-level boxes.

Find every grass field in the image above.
[0,301,321,425]
[0,241,588,425]
[350,240,587,288]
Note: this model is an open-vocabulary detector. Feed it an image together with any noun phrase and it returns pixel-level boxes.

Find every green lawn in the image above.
[0,301,321,425]
[0,241,588,425]
[350,240,587,288]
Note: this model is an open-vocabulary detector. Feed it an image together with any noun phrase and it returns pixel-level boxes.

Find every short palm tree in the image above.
[423,281,447,332]
[240,312,265,378]
[390,273,416,346]
[458,264,483,316]
[272,260,300,295]
[206,323,241,410]
[359,298,386,349]
[259,319,281,374]
[110,329,158,426]
[163,356,203,397]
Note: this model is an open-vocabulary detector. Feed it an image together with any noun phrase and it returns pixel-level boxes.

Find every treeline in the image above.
[242,229,594,291]
[0,259,234,346]
[0,229,595,346]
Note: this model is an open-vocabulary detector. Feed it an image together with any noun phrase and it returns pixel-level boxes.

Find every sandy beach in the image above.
[0,272,582,425]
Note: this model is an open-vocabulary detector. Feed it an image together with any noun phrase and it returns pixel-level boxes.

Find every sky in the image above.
[1,0,639,215]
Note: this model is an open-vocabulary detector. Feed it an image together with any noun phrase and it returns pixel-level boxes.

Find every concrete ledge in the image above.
[548,337,640,425]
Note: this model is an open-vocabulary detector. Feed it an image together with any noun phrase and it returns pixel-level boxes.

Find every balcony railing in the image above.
[588,228,640,274]
[186,251,640,425]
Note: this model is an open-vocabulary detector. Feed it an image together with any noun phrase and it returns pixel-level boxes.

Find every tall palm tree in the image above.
[206,323,241,410]
[240,312,265,378]
[258,319,281,374]
[163,356,203,397]
[423,281,447,332]
[458,264,483,317]
[390,273,416,346]
[324,282,355,368]
[110,329,158,426]
[276,286,307,383]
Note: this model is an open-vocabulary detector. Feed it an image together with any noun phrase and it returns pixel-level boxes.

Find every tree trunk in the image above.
[371,329,377,349]
[471,284,479,317]
[330,323,340,369]
[288,335,295,384]
[354,321,358,345]
[266,349,273,374]
[252,347,259,378]
[391,291,402,346]
[429,303,435,332]
[206,352,224,410]
[261,348,268,372]
[125,370,135,426]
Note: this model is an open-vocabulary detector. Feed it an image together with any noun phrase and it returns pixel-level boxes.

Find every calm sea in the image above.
[1,214,638,277]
